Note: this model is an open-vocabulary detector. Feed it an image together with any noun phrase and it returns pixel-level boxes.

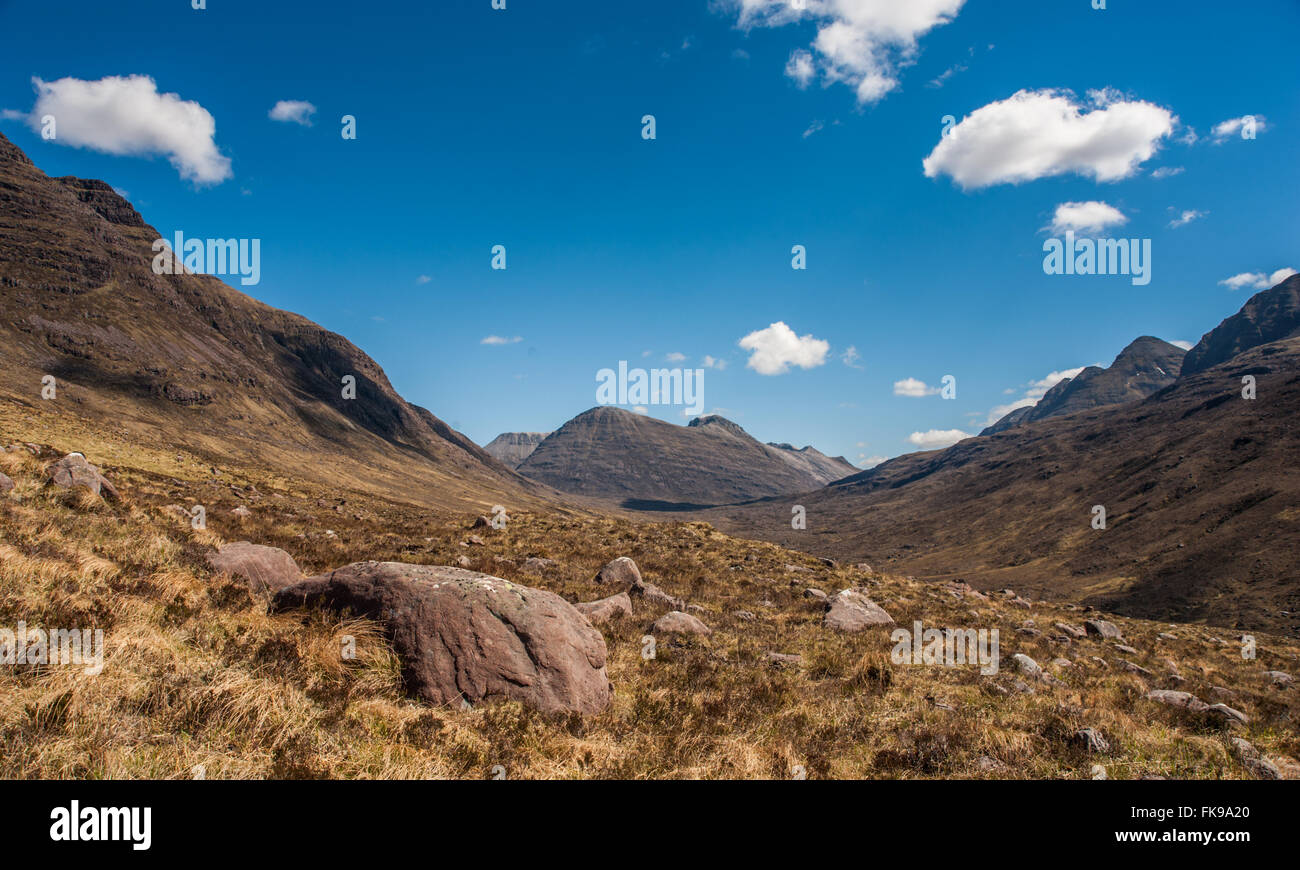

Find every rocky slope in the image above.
[983,336,1186,435]
[0,132,544,512]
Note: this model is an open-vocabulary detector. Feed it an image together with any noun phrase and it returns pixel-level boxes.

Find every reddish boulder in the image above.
[272,562,611,714]
[208,542,303,593]
[45,453,119,501]
[575,592,633,625]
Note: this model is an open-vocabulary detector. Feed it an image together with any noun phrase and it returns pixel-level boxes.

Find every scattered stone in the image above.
[1085,619,1122,640]
[45,453,119,501]
[1158,632,1177,641]
[1011,679,1035,695]
[631,581,685,611]
[823,588,894,632]
[1146,690,1209,712]
[575,592,633,625]
[1120,659,1155,678]
[975,755,1005,772]
[1012,654,1041,677]
[762,651,802,667]
[231,506,252,518]
[1074,728,1110,753]
[803,588,827,601]
[1115,644,1139,655]
[1210,686,1235,699]
[818,557,836,568]
[522,557,556,572]
[470,515,491,529]
[1265,670,1293,686]
[1206,703,1249,725]
[1051,658,1073,668]
[594,556,642,588]
[784,563,811,573]
[207,542,302,593]
[272,562,611,714]
[0,471,12,494]
[455,555,472,567]
[652,611,712,637]
[465,535,486,546]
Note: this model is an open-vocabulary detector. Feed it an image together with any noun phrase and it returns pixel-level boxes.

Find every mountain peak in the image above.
[1183,273,1300,375]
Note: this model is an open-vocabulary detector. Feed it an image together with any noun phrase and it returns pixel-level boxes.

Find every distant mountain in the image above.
[983,336,1186,434]
[1183,272,1300,374]
[515,407,853,506]
[706,285,1300,633]
[0,132,540,511]
[483,431,551,468]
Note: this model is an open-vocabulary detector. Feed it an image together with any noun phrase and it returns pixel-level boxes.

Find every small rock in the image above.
[0,472,12,494]
[732,610,755,621]
[762,651,802,667]
[1146,690,1208,712]
[823,588,894,632]
[631,581,685,611]
[975,755,1005,772]
[206,542,303,594]
[575,592,633,625]
[522,557,556,573]
[803,588,827,601]
[594,556,642,588]
[1115,644,1139,655]
[231,506,252,518]
[1206,703,1249,725]
[1051,658,1073,668]
[1012,654,1041,677]
[471,515,491,529]
[455,555,472,567]
[1074,728,1110,753]
[1120,659,1155,678]
[652,611,712,636]
[466,535,486,546]
[45,453,119,501]
[1264,670,1293,686]
[1055,622,1086,639]
[1085,619,1122,640]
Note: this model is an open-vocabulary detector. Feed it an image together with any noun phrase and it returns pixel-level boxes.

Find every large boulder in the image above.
[823,588,894,632]
[575,592,633,625]
[207,542,303,594]
[45,453,119,501]
[271,561,611,714]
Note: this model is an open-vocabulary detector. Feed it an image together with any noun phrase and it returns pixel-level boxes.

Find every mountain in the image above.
[482,431,551,468]
[1183,273,1300,374]
[705,282,1300,634]
[765,441,857,484]
[0,132,542,511]
[515,407,854,507]
[982,336,1186,434]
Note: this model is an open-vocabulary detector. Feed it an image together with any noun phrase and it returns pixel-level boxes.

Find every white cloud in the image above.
[1219,268,1297,291]
[786,50,816,88]
[1168,208,1206,228]
[24,75,231,184]
[1170,340,1193,351]
[893,377,939,397]
[841,345,863,368]
[703,355,728,370]
[985,365,1086,425]
[1150,166,1184,179]
[415,275,432,284]
[631,406,649,415]
[480,335,523,345]
[1048,201,1127,235]
[727,0,966,104]
[802,119,825,139]
[1211,114,1266,142]
[923,89,1176,189]
[268,100,317,126]
[907,429,972,449]
[857,454,890,468]
[665,351,687,363]
[738,321,830,375]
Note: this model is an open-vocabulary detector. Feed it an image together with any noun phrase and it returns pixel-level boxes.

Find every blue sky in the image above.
[2,0,1296,465]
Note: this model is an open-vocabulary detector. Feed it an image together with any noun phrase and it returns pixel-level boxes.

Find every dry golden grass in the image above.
[1,439,1298,780]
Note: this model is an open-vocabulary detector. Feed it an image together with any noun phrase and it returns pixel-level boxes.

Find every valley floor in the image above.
[1,412,1298,779]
